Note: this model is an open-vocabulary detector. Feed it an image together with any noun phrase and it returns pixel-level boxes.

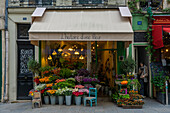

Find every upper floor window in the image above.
[139,0,163,11]
[17,24,31,39]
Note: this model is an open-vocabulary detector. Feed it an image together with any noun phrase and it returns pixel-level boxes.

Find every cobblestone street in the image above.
[0,98,170,113]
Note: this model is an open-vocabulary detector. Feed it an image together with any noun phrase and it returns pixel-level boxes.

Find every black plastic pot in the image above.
[156,91,166,104]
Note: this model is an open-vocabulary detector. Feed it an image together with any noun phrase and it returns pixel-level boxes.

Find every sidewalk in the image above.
[0,98,170,113]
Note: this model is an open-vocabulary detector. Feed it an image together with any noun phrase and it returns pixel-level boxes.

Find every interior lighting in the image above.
[74,51,79,55]
[52,50,57,55]
[166,49,169,52]
[48,55,52,60]
[58,48,63,52]
[79,55,84,60]
[68,48,73,51]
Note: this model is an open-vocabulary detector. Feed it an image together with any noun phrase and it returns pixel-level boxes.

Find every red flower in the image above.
[72,92,84,96]
[41,89,45,94]
[34,78,40,84]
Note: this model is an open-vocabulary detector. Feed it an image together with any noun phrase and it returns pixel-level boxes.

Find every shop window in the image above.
[17,24,31,39]
[161,31,170,67]
[139,0,163,11]
[134,32,147,42]
[79,0,102,4]
[41,41,88,69]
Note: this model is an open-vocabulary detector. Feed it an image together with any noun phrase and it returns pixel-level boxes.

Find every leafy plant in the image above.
[152,71,169,91]
[60,68,72,78]
[112,92,119,101]
[27,59,41,75]
[132,79,141,91]
[120,57,136,74]
[49,75,61,83]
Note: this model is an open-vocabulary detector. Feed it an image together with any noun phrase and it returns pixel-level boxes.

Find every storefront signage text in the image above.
[61,34,101,40]
[153,16,170,25]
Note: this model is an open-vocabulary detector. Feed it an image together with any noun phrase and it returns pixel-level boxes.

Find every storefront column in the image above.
[87,42,91,72]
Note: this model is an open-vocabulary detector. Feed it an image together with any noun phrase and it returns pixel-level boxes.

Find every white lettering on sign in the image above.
[61,34,101,40]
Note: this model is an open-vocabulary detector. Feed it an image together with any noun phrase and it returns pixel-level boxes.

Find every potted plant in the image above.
[152,72,169,104]
[120,57,136,78]
[63,87,73,106]
[60,68,72,78]
[43,91,50,105]
[72,92,84,105]
[47,90,57,105]
[79,89,89,103]
[56,89,64,105]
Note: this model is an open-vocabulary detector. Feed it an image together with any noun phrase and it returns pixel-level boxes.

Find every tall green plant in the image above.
[120,57,136,74]
[27,59,41,75]
[152,71,169,91]
[60,68,72,78]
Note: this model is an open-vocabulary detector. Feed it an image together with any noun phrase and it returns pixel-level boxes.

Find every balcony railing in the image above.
[8,0,127,8]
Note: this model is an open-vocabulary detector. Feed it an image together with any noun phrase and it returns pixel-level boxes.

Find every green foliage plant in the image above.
[60,68,72,78]
[27,59,41,75]
[120,57,136,74]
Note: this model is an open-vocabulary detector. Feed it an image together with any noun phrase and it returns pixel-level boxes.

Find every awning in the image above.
[29,9,133,41]
[163,27,170,33]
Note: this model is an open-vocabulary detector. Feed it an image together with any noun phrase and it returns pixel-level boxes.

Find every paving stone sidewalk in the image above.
[0,98,170,113]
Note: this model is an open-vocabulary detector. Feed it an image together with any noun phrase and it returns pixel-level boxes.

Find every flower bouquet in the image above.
[73,92,84,106]
[63,87,73,106]
[35,84,46,91]
[47,90,57,105]
[56,89,64,105]
[34,76,40,84]
[75,85,84,89]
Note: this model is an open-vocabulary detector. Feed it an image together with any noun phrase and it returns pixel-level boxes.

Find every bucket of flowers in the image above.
[79,89,89,103]
[56,89,64,105]
[63,87,73,106]
[46,90,57,105]
[72,91,84,106]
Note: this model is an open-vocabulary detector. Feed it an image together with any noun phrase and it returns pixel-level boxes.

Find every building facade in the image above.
[0,0,6,101]
[3,0,170,102]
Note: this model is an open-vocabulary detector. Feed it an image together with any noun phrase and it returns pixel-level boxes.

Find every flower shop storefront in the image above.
[27,8,144,108]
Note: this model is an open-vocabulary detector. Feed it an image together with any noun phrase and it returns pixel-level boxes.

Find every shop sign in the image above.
[61,34,101,40]
[153,16,170,25]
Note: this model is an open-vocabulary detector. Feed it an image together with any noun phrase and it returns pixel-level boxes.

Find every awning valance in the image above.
[163,27,170,33]
[29,9,133,41]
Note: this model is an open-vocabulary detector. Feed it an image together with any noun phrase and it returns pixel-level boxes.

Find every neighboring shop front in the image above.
[151,14,170,104]
[132,14,150,97]
[28,8,133,97]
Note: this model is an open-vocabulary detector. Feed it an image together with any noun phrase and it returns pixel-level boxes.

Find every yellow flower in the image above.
[46,83,53,88]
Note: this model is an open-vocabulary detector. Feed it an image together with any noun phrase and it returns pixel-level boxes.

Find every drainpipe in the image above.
[3,0,9,102]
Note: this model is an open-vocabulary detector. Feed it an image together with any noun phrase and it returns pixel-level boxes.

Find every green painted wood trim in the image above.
[129,44,132,58]
[95,41,98,71]
[117,42,126,74]
[133,43,148,46]
[0,31,2,100]
[39,41,41,66]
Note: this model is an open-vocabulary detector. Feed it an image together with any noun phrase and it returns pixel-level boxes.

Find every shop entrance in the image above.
[91,42,117,96]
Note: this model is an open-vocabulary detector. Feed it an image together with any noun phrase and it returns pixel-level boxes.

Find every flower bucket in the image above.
[82,95,87,104]
[65,95,72,106]
[44,96,49,105]
[56,96,59,104]
[50,96,56,105]
[59,96,64,105]
[75,96,81,106]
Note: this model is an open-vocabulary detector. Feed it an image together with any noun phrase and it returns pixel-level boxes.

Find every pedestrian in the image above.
[138,62,148,97]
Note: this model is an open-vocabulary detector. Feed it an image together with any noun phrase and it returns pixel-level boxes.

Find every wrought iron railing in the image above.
[8,0,127,7]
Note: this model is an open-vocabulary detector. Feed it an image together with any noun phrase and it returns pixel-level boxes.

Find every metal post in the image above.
[166,81,168,105]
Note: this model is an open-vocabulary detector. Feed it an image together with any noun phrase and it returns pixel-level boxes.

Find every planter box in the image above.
[156,92,166,104]
[122,105,143,109]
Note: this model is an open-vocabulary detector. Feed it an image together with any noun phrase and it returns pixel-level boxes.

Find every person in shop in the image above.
[138,62,148,97]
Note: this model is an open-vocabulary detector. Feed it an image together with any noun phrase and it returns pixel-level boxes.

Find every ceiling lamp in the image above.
[74,51,79,55]
[58,48,63,52]
[79,55,84,60]
[64,54,68,57]
[52,50,57,55]
[48,55,52,60]
[68,48,73,51]
[81,49,83,51]
[166,49,169,52]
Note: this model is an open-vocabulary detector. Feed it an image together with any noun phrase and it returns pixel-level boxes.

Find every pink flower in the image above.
[75,85,84,89]
[79,89,89,94]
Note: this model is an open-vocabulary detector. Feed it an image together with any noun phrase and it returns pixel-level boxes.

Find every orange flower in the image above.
[47,90,57,95]
[46,83,53,88]
[55,79,66,83]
